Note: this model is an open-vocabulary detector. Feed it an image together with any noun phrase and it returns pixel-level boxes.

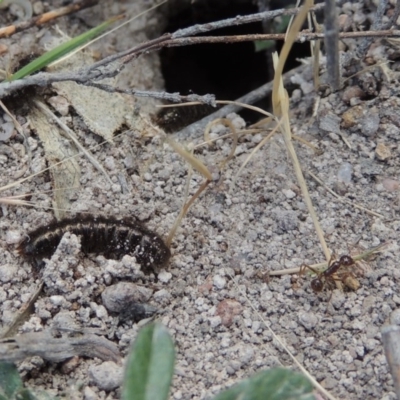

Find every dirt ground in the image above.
[0,0,399,399]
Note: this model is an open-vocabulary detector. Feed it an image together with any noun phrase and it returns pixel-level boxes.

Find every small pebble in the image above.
[216,299,242,327]
[298,311,318,330]
[158,270,172,283]
[337,162,353,183]
[282,189,296,199]
[342,86,365,104]
[0,122,15,141]
[47,96,70,116]
[83,387,97,400]
[0,264,17,283]
[143,172,152,182]
[375,142,391,161]
[88,361,122,391]
[50,295,65,307]
[319,113,341,134]
[6,230,22,244]
[361,109,380,136]
[213,275,226,289]
[101,282,153,313]
[382,178,399,192]
[341,105,363,128]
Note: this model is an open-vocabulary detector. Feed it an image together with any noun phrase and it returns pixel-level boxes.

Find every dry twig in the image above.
[0,0,99,38]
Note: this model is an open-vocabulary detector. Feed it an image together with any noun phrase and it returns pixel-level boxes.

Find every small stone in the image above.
[298,311,318,330]
[32,1,44,15]
[337,162,353,183]
[104,156,116,171]
[208,316,221,328]
[319,113,341,134]
[158,270,172,283]
[5,230,22,244]
[375,142,391,161]
[83,387,97,400]
[143,172,152,181]
[47,96,70,116]
[282,189,296,199]
[0,122,15,141]
[101,282,153,313]
[0,264,17,283]
[61,356,80,374]
[213,275,226,289]
[88,361,123,391]
[216,299,242,327]
[50,295,65,307]
[382,178,399,191]
[342,86,365,104]
[341,105,363,128]
[361,108,380,136]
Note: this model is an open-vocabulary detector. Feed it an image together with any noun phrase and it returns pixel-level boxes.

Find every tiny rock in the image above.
[375,142,391,161]
[216,299,242,327]
[88,361,123,391]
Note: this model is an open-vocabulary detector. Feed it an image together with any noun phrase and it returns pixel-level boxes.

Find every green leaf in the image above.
[212,368,315,400]
[122,323,175,400]
[9,15,122,82]
[0,362,23,399]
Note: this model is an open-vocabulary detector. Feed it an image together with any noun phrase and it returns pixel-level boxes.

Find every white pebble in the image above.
[213,275,226,289]
[158,270,172,283]
[6,230,22,244]
[208,316,221,328]
[144,172,152,182]
[337,162,353,183]
[0,264,17,283]
[282,189,296,199]
[50,296,65,306]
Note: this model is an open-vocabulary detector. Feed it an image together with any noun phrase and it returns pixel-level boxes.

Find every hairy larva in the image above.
[17,214,171,273]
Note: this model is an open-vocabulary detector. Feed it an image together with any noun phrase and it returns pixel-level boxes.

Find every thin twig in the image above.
[269,243,388,276]
[85,82,216,105]
[3,28,399,100]
[0,0,99,38]
[175,64,306,139]
[171,3,325,38]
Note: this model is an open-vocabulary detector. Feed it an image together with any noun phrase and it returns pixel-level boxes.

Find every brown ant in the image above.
[301,255,360,293]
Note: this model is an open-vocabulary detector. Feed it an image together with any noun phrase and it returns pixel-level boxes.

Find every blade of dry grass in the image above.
[271,0,331,262]
[165,137,212,180]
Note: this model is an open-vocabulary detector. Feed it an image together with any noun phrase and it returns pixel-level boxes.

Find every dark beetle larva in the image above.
[17,214,171,272]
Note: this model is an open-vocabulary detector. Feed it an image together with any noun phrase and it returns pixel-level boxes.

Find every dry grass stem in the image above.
[307,170,384,218]
[269,243,388,276]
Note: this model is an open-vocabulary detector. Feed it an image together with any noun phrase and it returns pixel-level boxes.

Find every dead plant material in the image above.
[0,0,100,39]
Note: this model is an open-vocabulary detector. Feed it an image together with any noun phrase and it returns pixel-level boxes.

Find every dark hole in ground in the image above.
[158,0,311,130]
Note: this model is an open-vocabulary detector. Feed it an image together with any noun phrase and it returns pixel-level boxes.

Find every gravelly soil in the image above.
[0,0,399,399]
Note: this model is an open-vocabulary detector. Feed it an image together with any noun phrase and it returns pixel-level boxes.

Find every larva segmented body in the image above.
[18,214,171,272]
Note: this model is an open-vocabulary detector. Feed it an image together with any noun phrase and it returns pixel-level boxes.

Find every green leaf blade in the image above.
[9,15,122,82]
[212,368,315,400]
[122,323,175,400]
[0,362,23,398]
